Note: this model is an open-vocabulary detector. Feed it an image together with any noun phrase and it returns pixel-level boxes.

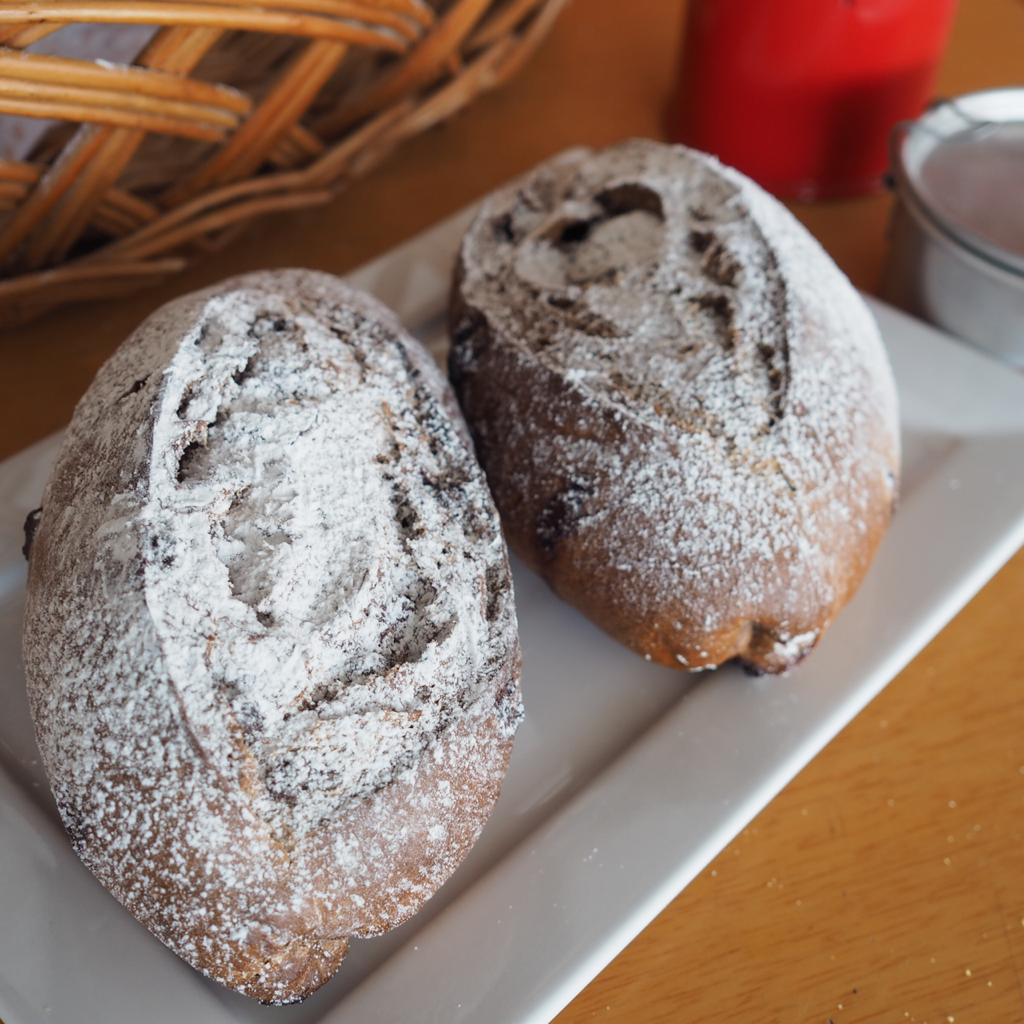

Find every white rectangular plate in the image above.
[2,207,1024,1024]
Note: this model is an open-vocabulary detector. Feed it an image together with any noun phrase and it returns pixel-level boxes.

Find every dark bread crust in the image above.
[22,269,521,1003]
[449,141,900,674]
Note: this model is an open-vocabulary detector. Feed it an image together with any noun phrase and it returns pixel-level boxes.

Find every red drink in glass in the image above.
[671,0,958,199]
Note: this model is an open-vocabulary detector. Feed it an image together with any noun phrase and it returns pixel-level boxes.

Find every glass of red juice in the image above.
[671,0,958,200]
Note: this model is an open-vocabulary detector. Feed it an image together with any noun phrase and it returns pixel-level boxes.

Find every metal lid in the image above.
[893,87,1024,277]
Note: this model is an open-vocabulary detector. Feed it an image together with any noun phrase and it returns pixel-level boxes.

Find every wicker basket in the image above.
[0,0,567,323]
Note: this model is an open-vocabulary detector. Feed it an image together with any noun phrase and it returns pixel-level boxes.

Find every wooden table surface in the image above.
[3,2,1023,1021]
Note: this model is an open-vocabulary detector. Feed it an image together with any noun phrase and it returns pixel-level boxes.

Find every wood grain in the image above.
[1,1,1023,1021]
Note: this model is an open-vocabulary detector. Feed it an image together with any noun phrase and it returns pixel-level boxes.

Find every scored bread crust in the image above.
[449,140,900,674]
[22,270,522,1003]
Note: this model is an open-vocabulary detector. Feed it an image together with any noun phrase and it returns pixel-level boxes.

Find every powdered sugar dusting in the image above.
[148,287,515,838]
[22,270,521,1002]
[453,139,900,672]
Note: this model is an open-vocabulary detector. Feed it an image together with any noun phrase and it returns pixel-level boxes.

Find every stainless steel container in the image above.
[882,87,1024,368]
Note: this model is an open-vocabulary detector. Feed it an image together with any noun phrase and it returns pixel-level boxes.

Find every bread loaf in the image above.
[449,139,900,674]
[22,269,522,1003]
